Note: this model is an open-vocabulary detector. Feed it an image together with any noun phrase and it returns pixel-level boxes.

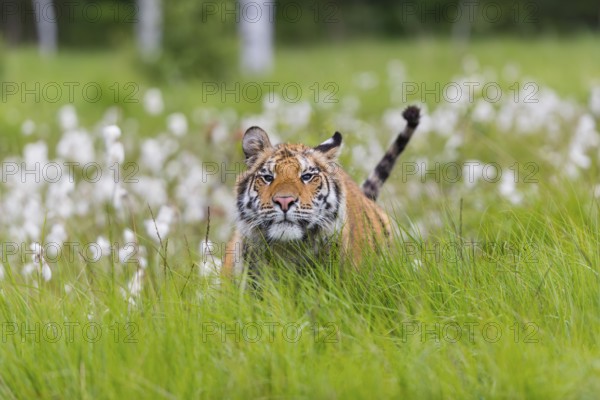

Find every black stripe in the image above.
[394,135,410,151]
[376,213,390,240]
[314,132,342,154]
[323,174,331,197]
[403,106,420,128]
[331,181,341,219]
[332,181,341,204]
[361,106,420,201]
[374,161,392,181]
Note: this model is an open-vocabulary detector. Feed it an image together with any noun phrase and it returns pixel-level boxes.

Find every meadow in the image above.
[0,36,599,398]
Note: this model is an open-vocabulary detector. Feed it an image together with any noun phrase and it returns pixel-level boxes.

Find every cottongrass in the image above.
[2,41,600,398]
[0,63,598,339]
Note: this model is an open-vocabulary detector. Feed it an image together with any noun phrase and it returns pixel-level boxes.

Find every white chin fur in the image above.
[267,223,304,241]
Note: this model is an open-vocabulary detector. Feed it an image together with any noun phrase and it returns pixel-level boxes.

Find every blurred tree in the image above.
[239,0,274,75]
[0,0,598,54]
[32,0,57,54]
[451,0,473,46]
[136,0,161,61]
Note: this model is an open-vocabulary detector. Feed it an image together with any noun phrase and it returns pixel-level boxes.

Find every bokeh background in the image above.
[1,0,599,244]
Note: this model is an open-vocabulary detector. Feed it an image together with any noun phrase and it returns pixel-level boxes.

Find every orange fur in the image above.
[222,138,392,277]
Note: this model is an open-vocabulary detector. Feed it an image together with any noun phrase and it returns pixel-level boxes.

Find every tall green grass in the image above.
[1,35,599,398]
[1,202,598,398]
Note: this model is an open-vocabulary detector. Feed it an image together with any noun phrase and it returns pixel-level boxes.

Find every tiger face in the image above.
[236,127,345,242]
[223,106,420,277]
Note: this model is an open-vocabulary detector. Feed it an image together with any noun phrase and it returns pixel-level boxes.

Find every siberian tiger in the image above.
[222,106,421,278]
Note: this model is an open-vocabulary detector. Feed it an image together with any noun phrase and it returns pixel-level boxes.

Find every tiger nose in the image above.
[273,196,297,212]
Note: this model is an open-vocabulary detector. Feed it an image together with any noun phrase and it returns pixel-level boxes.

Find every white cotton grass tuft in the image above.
[46,223,67,244]
[45,223,68,259]
[57,130,96,164]
[471,100,495,124]
[167,112,188,136]
[120,269,145,308]
[499,170,523,205]
[198,240,222,287]
[30,242,44,263]
[173,162,208,223]
[112,184,129,210]
[106,140,125,165]
[280,101,312,131]
[568,114,599,170]
[123,228,136,244]
[118,228,141,266]
[22,263,36,277]
[144,88,164,115]
[24,242,52,282]
[21,119,36,136]
[102,125,122,148]
[137,246,148,269]
[128,269,144,295]
[24,140,49,165]
[412,259,423,271]
[99,125,130,211]
[382,108,408,134]
[130,177,167,207]
[95,236,112,257]
[58,105,78,131]
[118,245,137,265]
[589,86,600,117]
[144,205,177,244]
[140,137,179,173]
[210,123,229,144]
[41,263,52,282]
[7,196,44,241]
[141,138,167,173]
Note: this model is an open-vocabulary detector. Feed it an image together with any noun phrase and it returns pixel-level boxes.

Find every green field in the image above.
[1,36,599,398]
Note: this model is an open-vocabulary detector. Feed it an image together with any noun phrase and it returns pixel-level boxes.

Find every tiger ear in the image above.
[314,132,342,160]
[242,126,273,167]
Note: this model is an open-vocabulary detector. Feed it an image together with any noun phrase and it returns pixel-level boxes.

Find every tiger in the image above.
[222,106,421,278]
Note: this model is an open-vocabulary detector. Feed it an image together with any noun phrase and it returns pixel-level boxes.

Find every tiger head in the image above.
[235,127,345,242]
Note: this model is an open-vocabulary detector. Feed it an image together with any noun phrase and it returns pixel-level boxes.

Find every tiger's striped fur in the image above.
[222,106,420,277]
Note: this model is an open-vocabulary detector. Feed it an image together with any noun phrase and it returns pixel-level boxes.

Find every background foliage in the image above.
[1,0,599,79]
